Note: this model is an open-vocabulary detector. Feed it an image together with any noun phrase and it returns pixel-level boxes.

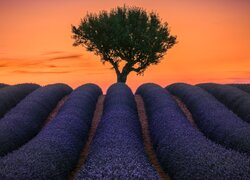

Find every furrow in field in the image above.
[69,95,105,180]
[135,95,169,180]
[228,84,250,93]
[0,83,40,119]
[74,83,160,179]
[137,83,250,179]
[0,84,102,179]
[198,83,250,123]
[167,83,250,155]
[0,84,72,156]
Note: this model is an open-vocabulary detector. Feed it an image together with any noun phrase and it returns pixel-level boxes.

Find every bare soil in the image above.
[69,95,105,180]
[135,95,170,180]
[172,95,198,128]
[42,95,69,127]
[70,95,169,179]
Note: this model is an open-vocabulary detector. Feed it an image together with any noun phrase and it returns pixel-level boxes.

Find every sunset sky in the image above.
[0,0,249,91]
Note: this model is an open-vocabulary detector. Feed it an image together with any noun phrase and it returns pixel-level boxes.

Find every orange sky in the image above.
[0,0,249,92]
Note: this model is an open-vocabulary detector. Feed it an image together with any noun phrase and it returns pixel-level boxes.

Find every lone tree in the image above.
[72,6,177,83]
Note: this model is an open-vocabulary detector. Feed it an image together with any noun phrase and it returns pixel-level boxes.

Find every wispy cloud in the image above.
[48,54,82,61]
[226,71,250,81]
[229,79,250,84]
[14,70,71,74]
[41,51,65,56]
[0,53,100,77]
[227,77,250,81]
[0,58,44,67]
[0,63,9,67]
[0,53,85,68]
[225,70,250,83]
[227,70,250,74]
[46,65,57,68]
[86,72,107,75]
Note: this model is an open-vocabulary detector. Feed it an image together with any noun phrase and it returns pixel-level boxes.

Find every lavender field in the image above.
[0,83,250,179]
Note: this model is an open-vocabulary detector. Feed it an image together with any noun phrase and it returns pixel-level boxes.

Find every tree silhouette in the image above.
[72,5,177,83]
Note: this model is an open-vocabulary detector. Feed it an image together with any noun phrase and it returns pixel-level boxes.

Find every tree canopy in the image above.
[72,5,177,83]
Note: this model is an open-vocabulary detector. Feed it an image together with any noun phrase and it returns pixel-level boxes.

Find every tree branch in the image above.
[131,62,148,73]
[121,59,137,75]
[108,58,121,76]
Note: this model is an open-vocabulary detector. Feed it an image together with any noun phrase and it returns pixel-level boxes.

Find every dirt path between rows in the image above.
[172,95,198,128]
[42,95,69,127]
[69,95,105,180]
[135,95,170,180]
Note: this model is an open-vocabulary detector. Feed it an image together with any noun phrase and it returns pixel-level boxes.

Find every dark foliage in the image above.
[75,83,159,179]
[72,5,176,83]
[0,83,40,119]
[0,84,102,179]
[167,83,250,155]
[228,84,250,93]
[0,84,72,156]
[137,83,250,179]
[198,83,250,123]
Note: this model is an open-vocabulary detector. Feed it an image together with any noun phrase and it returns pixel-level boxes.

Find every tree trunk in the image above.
[117,73,128,83]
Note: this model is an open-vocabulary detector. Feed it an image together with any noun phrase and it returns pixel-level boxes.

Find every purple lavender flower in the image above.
[137,83,250,179]
[0,83,72,156]
[167,83,250,155]
[0,83,101,179]
[228,83,250,93]
[0,83,8,88]
[75,83,159,179]
[198,83,250,123]
[0,83,39,118]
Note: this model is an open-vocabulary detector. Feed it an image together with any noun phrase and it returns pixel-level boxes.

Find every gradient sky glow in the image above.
[0,0,249,91]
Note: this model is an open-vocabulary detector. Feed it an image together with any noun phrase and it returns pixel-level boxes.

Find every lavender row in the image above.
[75,83,159,179]
[0,83,8,88]
[198,83,250,123]
[137,83,250,179]
[0,84,102,179]
[0,83,72,156]
[228,84,250,93]
[0,83,39,118]
[167,83,250,155]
